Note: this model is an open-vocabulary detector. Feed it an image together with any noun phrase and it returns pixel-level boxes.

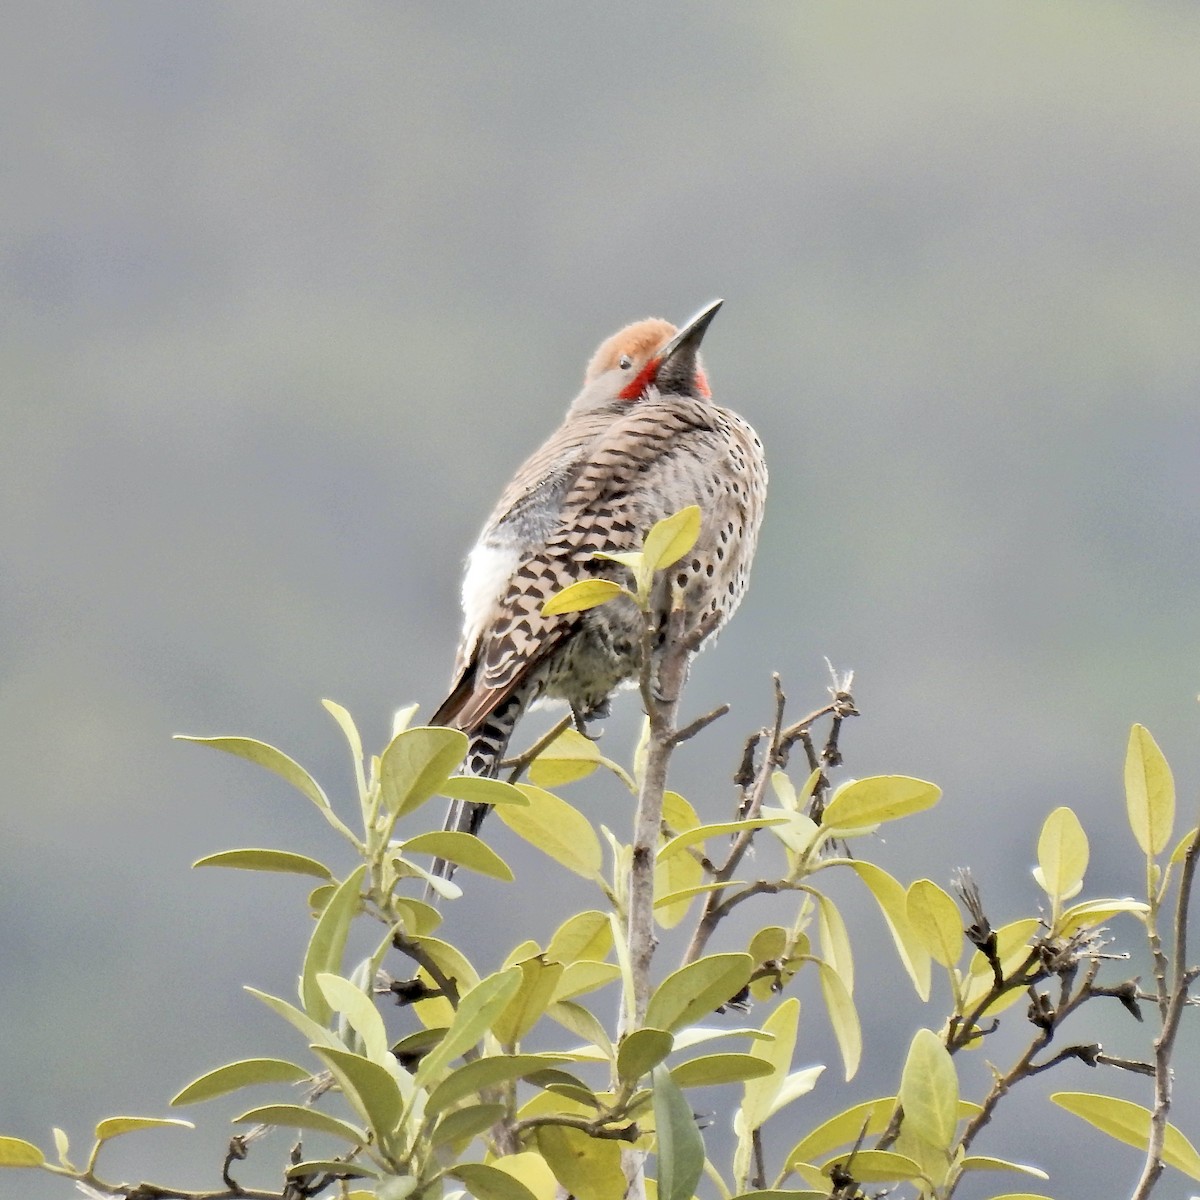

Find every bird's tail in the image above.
[425,693,524,893]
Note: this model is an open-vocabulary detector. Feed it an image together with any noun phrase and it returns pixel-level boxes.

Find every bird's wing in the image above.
[437,399,720,733]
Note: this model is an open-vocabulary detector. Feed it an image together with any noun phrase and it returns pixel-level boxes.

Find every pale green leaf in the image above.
[767,1066,825,1120]
[655,832,704,927]
[1058,897,1150,936]
[493,957,566,1046]
[642,505,703,573]
[542,578,627,616]
[489,1152,559,1200]
[816,894,854,993]
[822,1149,926,1183]
[235,1104,365,1143]
[906,878,963,968]
[430,1103,508,1149]
[536,1123,624,1200]
[618,1028,675,1081]
[95,1117,194,1142]
[193,848,333,880]
[171,1057,311,1105]
[401,831,513,880]
[546,910,613,964]
[551,959,621,1001]
[437,775,528,807]
[817,961,861,1080]
[847,861,931,999]
[287,1161,381,1182]
[822,775,941,829]
[498,785,603,879]
[380,726,468,818]
[644,953,754,1033]
[652,1063,706,1200]
[316,973,389,1064]
[546,1001,615,1061]
[1052,1091,1200,1180]
[311,1045,404,1143]
[300,865,366,1025]
[528,727,602,787]
[175,735,330,810]
[426,1053,574,1116]
[1170,826,1200,865]
[658,816,788,859]
[452,1162,541,1200]
[959,1155,1049,1178]
[1125,724,1175,857]
[654,880,747,909]
[413,968,523,1089]
[899,1029,958,1151]
[246,987,341,1049]
[672,1053,774,1089]
[52,1128,71,1168]
[1035,806,1089,903]
[741,996,800,1132]
[961,918,1040,1013]
[322,698,367,800]
[0,1137,44,1167]
[785,1097,898,1165]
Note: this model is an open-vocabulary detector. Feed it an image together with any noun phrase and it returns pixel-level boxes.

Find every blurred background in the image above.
[3,2,1198,1197]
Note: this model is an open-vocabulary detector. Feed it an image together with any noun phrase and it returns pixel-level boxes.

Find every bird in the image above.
[427,300,767,882]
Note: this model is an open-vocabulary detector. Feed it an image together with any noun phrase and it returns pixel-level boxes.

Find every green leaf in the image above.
[426,1053,573,1116]
[547,910,613,964]
[822,1149,926,1183]
[673,1052,775,1089]
[437,775,529,807]
[768,1066,825,1119]
[847,861,931,1000]
[898,1029,958,1151]
[542,578,627,616]
[310,1045,404,1143]
[498,785,603,879]
[642,505,702,574]
[1058,897,1149,936]
[644,953,754,1033]
[322,698,367,800]
[906,879,963,968]
[652,1063,706,1200]
[1034,806,1089,903]
[453,1161,541,1200]
[959,1155,1049,1178]
[51,1128,71,1169]
[492,957,566,1046]
[786,1097,898,1165]
[547,1001,615,1061]
[536,1123,625,1200]
[1125,724,1176,858]
[413,968,524,1089]
[430,1103,508,1149]
[94,1117,194,1142]
[401,831,513,880]
[658,816,788,860]
[817,960,861,1080]
[822,775,941,829]
[175,735,331,811]
[300,865,366,1026]
[171,1057,311,1105]
[741,996,800,1132]
[552,959,621,1002]
[0,1137,44,1167]
[246,986,342,1049]
[528,727,602,787]
[286,1161,382,1182]
[193,848,333,880]
[816,894,854,993]
[617,1028,674,1082]
[1052,1091,1200,1180]
[234,1104,366,1144]
[1170,826,1200,865]
[380,726,468,818]
[317,973,390,1064]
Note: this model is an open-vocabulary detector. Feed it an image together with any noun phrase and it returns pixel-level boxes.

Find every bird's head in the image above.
[573,300,723,413]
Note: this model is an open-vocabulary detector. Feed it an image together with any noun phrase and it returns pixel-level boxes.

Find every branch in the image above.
[1131,820,1200,1200]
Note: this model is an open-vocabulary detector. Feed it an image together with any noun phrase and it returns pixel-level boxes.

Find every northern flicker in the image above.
[428,300,767,879]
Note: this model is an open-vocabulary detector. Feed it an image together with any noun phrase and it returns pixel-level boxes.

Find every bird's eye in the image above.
[618,355,633,370]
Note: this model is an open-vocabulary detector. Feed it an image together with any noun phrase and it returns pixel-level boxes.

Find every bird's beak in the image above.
[655,299,723,395]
